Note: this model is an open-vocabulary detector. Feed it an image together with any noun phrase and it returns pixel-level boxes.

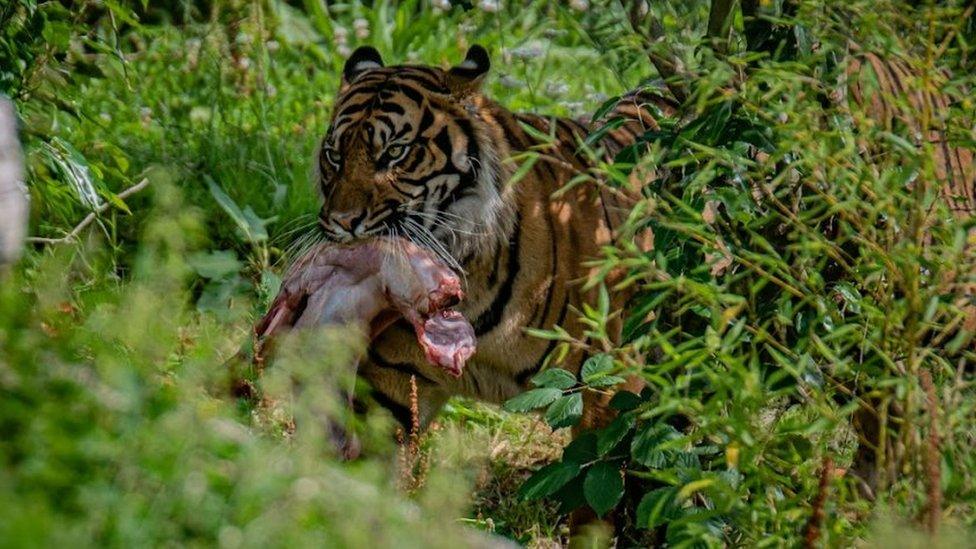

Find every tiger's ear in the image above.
[447,45,490,97]
[342,46,384,86]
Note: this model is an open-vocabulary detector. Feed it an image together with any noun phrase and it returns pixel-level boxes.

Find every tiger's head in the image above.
[316,45,511,268]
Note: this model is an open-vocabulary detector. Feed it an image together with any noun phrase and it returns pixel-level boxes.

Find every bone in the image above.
[255,238,475,376]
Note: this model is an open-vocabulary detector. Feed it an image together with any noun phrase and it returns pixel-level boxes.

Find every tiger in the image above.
[312,44,671,438]
[839,47,975,494]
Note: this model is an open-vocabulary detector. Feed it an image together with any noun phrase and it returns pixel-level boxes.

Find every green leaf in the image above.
[597,413,635,455]
[187,251,242,280]
[206,175,268,244]
[591,95,622,121]
[531,368,577,390]
[553,473,587,514]
[545,393,583,429]
[519,460,581,500]
[563,432,598,464]
[609,391,643,411]
[631,423,680,468]
[588,375,626,388]
[581,353,613,381]
[503,388,562,413]
[636,487,681,530]
[584,462,624,517]
[507,153,539,187]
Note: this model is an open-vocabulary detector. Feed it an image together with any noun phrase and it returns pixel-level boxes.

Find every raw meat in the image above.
[255,238,475,376]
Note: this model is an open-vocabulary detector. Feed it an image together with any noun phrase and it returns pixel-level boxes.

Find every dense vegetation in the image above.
[2,1,975,547]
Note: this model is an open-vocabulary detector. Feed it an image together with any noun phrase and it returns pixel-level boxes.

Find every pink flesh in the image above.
[255,238,475,377]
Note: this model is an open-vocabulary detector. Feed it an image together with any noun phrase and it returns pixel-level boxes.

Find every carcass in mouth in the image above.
[254,238,475,376]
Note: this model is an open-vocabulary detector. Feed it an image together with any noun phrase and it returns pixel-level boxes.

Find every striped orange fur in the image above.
[313,45,672,429]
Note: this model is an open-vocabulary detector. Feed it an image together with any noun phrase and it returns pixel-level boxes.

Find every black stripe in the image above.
[515,295,569,386]
[390,180,424,199]
[432,126,452,156]
[471,215,521,335]
[531,195,560,327]
[378,101,406,115]
[370,389,412,429]
[368,347,437,385]
[396,83,427,106]
[456,117,480,161]
[334,100,373,119]
[398,72,449,94]
[487,237,504,286]
[439,172,476,208]
[420,108,434,131]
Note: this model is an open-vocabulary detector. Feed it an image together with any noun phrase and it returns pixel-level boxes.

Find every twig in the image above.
[919,368,942,537]
[803,455,834,549]
[26,177,151,245]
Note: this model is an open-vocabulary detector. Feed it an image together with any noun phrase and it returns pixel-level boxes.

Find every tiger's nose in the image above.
[325,211,366,234]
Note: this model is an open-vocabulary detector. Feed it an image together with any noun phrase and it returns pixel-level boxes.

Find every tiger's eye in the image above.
[386,144,406,160]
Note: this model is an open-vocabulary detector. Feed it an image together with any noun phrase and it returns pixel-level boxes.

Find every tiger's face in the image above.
[316,46,506,265]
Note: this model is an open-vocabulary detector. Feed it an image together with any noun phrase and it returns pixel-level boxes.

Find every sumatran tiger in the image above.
[310,44,669,441]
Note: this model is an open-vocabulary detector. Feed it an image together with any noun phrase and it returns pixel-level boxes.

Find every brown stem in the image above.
[803,455,833,549]
[919,368,942,536]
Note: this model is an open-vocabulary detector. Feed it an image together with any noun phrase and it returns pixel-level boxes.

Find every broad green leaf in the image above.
[609,391,643,411]
[631,423,680,468]
[553,473,587,514]
[584,462,624,517]
[519,460,580,500]
[581,353,613,382]
[503,388,562,413]
[636,487,681,530]
[563,432,598,464]
[587,375,626,388]
[531,368,577,390]
[597,413,635,455]
[545,393,583,429]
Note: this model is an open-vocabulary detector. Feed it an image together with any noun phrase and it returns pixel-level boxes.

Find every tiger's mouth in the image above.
[318,207,465,275]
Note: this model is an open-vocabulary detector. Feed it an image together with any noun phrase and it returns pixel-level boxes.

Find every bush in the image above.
[509,1,976,545]
[3,1,976,547]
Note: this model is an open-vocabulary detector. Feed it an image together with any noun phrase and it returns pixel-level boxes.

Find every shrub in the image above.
[510,1,976,545]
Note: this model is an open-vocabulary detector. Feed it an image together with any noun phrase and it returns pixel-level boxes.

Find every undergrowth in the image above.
[2,1,976,547]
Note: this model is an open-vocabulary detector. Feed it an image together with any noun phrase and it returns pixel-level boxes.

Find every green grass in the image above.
[3,2,643,547]
[4,1,976,547]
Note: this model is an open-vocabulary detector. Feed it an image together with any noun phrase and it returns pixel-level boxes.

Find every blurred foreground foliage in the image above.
[2,0,976,547]
[0,178,488,547]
